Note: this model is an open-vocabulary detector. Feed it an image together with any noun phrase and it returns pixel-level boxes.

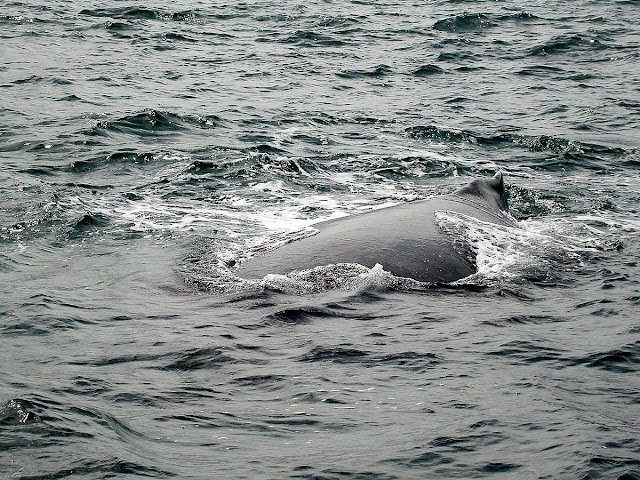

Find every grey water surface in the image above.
[1,1,639,479]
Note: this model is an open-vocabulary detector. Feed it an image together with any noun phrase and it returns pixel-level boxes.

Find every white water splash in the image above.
[258,263,424,295]
[435,211,606,284]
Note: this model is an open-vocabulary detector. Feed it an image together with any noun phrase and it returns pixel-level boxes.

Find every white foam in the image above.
[101,199,252,233]
[250,180,287,193]
[272,126,311,143]
[258,263,422,295]
[434,211,607,284]
[574,214,640,234]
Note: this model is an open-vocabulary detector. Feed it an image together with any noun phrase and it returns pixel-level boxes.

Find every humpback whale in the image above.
[235,172,515,283]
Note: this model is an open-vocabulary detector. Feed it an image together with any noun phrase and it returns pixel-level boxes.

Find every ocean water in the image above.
[1,0,639,478]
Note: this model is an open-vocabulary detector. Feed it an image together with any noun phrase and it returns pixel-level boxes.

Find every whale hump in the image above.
[234,172,515,283]
[455,171,507,211]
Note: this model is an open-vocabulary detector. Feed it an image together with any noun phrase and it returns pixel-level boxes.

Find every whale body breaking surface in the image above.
[234,172,516,284]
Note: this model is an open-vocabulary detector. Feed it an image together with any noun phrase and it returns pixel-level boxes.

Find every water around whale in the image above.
[2,1,640,479]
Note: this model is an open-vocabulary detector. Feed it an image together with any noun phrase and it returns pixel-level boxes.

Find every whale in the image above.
[234,172,515,283]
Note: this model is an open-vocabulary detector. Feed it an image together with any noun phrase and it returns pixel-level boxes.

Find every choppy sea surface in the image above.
[1,1,640,478]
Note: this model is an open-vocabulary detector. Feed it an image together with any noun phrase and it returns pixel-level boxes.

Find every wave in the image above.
[0,395,175,477]
[528,34,607,56]
[83,110,221,138]
[316,15,365,28]
[283,30,349,47]
[75,346,237,371]
[187,153,320,180]
[436,51,477,62]
[103,21,131,31]
[516,65,565,76]
[160,32,198,43]
[57,94,83,102]
[0,399,39,425]
[70,212,110,236]
[1,193,64,242]
[163,347,236,371]
[502,12,539,22]
[433,11,539,33]
[231,375,287,390]
[29,459,175,479]
[482,315,567,327]
[60,150,174,176]
[486,339,564,364]
[298,345,441,373]
[406,125,629,158]
[570,341,640,373]
[0,14,50,25]
[79,7,200,22]
[413,64,446,76]
[263,307,336,326]
[1,188,121,243]
[9,75,43,85]
[105,151,159,164]
[433,13,497,32]
[336,64,392,79]
[299,345,368,362]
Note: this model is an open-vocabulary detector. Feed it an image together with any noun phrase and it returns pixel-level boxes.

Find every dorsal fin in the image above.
[455,171,508,211]
[488,171,504,193]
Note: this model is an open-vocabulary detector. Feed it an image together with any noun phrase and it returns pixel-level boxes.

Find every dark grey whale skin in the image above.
[235,172,516,283]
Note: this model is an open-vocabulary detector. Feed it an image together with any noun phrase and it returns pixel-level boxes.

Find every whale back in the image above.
[234,172,513,283]
[454,171,507,211]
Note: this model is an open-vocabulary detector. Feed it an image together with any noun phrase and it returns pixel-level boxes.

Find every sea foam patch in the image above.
[258,263,423,294]
[435,210,604,285]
